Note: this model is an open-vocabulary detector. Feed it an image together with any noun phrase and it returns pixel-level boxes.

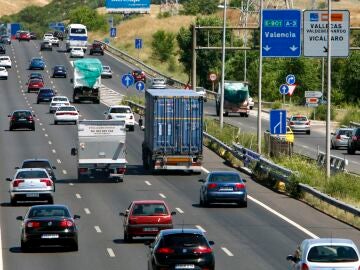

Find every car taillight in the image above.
[79,168,88,173]
[56,112,65,115]
[59,219,74,228]
[207,183,217,189]
[13,179,24,187]
[289,121,294,125]
[108,115,112,119]
[336,135,341,140]
[193,246,212,254]
[117,168,126,174]
[141,71,145,76]
[11,116,16,121]
[353,136,358,141]
[301,263,309,270]
[27,221,40,228]
[235,183,245,190]
[27,116,33,121]
[156,247,175,254]
[40,179,53,186]
[305,121,310,125]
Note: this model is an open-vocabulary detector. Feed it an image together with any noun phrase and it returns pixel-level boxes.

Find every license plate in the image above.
[41,234,59,239]
[143,227,158,232]
[43,98,50,101]
[219,187,233,191]
[175,265,195,269]
[26,193,39,197]
[19,118,26,121]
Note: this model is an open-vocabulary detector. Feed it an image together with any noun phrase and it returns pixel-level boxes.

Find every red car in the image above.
[18,31,31,42]
[119,200,176,242]
[131,70,146,83]
[27,78,44,93]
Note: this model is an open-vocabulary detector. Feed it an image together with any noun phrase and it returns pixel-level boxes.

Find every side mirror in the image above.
[144,240,154,246]
[286,255,298,262]
[32,114,36,117]
[171,211,176,216]
[208,240,215,246]
[8,114,11,117]
[198,179,205,183]
[73,215,81,219]
[14,166,19,169]
[119,212,127,217]
[71,148,78,156]
[104,112,108,114]
[242,179,247,183]
[6,178,11,181]
[70,78,74,83]
[16,216,23,221]
[52,166,57,169]
[331,132,335,135]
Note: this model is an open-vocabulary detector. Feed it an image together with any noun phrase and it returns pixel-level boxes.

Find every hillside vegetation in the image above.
[0,0,50,17]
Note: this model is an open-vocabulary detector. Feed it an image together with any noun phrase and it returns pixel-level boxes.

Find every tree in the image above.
[69,6,107,31]
[342,52,360,103]
[182,0,219,15]
[151,30,176,62]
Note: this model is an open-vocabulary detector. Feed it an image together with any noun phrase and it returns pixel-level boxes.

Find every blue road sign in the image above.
[135,38,142,49]
[135,81,145,92]
[104,38,110,45]
[121,74,134,88]
[286,74,296,85]
[262,9,301,57]
[279,84,289,95]
[110,27,116,38]
[270,110,287,135]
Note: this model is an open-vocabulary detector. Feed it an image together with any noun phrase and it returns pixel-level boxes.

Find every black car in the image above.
[17,205,80,252]
[37,88,56,104]
[0,44,5,54]
[89,43,104,55]
[52,65,67,78]
[18,158,57,181]
[40,41,52,51]
[348,127,360,154]
[0,35,11,44]
[30,32,37,40]
[8,110,35,131]
[146,229,215,270]
[53,30,64,41]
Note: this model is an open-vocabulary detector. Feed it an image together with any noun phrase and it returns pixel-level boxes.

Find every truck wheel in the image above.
[94,99,100,104]
[245,113,249,118]
[216,107,220,116]
[224,112,229,116]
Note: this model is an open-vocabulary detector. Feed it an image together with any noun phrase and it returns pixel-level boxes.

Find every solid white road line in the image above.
[196,225,206,233]
[159,193,166,199]
[94,226,102,233]
[221,247,234,257]
[145,180,152,186]
[106,248,115,258]
[247,195,319,239]
[75,193,82,199]
[176,208,184,214]
[0,223,3,270]
[84,208,91,214]
[201,167,210,173]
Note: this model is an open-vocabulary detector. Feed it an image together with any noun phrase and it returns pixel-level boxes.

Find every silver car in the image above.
[101,65,112,78]
[150,77,166,89]
[331,128,353,149]
[287,238,360,270]
[289,115,311,135]
[7,168,55,205]
[196,87,207,102]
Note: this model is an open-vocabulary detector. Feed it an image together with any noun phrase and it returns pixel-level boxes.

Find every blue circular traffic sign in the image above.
[279,84,289,95]
[135,81,145,92]
[121,74,134,88]
[286,74,296,85]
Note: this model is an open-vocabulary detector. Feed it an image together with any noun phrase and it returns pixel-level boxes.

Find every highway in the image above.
[0,40,358,270]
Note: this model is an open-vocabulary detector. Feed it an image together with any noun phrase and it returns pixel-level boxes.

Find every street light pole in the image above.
[257,0,263,154]
[220,0,227,129]
[326,0,332,178]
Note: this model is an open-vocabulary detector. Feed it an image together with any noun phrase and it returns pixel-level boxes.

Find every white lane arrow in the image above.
[263,45,271,52]
[289,45,298,52]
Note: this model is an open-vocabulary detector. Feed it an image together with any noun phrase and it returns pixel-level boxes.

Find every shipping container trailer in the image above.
[142,89,204,173]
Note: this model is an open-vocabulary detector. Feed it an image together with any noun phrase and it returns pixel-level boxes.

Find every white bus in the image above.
[65,24,88,52]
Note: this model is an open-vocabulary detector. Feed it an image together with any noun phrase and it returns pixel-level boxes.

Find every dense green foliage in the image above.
[151,30,176,62]
[181,0,219,15]
[69,6,107,31]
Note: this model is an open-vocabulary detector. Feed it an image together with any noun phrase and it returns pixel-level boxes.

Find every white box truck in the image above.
[71,120,127,182]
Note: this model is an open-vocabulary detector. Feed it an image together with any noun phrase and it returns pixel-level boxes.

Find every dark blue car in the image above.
[37,88,56,103]
[52,65,67,78]
[199,171,247,207]
[29,58,45,70]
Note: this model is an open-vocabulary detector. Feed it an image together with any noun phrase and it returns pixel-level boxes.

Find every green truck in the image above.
[216,81,250,117]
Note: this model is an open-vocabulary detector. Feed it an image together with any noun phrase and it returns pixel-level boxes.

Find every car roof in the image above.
[160,228,204,236]
[22,158,50,163]
[110,105,131,109]
[16,168,48,172]
[31,57,43,61]
[12,110,32,113]
[39,88,54,91]
[132,200,167,204]
[29,204,69,210]
[304,238,356,246]
[54,65,65,68]
[53,96,68,99]
[208,171,240,175]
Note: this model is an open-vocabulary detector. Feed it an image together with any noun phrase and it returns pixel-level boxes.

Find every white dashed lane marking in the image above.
[94,226,102,233]
[84,208,91,214]
[69,183,74,186]
[48,141,52,145]
[175,208,184,214]
[159,193,166,199]
[107,248,115,258]
[221,247,234,257]
[52,149,56,154]
[56,159,61,164]
[75,193,81,199]
[44,134,48,137]
[62,170,67,175]
[145,181,152,186]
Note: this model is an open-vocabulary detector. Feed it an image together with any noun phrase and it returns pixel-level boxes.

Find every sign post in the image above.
[135,38,142,59]
[208,72,217,92]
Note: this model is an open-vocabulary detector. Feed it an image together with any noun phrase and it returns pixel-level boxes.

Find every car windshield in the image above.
[131,203,168,216]
[58,106,76,111]
[209,173,241,183]
[13,111,31,117]
[53,97,68,102]
[162,234,208,248]
[40,89,53,94]
[292,116,307,121]
[22,161,51,169]
[110,108,131,114]
[103,66,110,71]
[307,245,359,263]
[338,129,353,136]
[16,170,48,179]
[28,207,70,218]
[55,66,65,70]
[0,57,9,60]
[0,67,5,71]
[73,48,82,51]
[71,28,86,34]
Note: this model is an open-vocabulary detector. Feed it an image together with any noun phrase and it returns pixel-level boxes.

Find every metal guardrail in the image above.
[317,151,348,172]
[349,121,360,128]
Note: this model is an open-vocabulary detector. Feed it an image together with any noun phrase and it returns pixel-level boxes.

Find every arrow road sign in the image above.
[110,27,116,38]
[121,74,134,88]
[279,84,289,95]
[262,9,302,57]
[286,74,296,85]
[135,81,145,92]
[270,110,287,135]
[135,38,142,49]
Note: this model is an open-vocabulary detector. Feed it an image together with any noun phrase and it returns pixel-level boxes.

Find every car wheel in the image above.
[129,126,135,132]
[10,197,17,206]
[37,100,39,104]
[54,121,58,125]
[28,89,30,93]
[70,241,78,251]
[238,200,247,208]
[124,231,132,242]
[306,130,311,135]
[21,240,30,252]
[348,147,355,155]
[48,197,54,204]
[31,126,35,131]
[199,195,204,207]
[203,196,209,207]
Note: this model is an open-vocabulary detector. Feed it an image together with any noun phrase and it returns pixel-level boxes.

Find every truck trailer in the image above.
[142,89,203,173]
[216,81,250,117]
[71,120,127,182]
[71,58,102,104]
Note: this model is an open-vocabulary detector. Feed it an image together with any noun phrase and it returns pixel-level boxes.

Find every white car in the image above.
[0,56,12,68]
[248,96,254,110]
[7,168,55,205]
[54,105,79,125]
[150,77,166,89]
[49,96,70,113]
[70,47,84,58]
[49,37,59,47]
[104,105,135,131]
[101,65,112,78]
[43,33,54,41]
[0,66,8,79]
[195,87,207,102]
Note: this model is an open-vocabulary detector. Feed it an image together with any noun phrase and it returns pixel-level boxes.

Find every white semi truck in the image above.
[71,120,127,182]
